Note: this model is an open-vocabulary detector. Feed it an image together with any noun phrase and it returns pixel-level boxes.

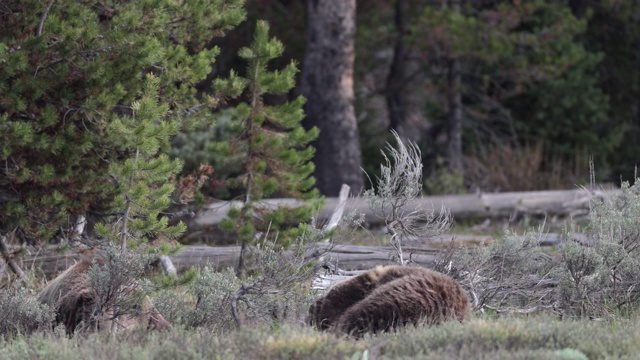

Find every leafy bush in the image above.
[555,180,640,317]
[154,237,319,332]
[188,266,242,331]
[152,266,240,332]
[0,287,55,339]
[424,156,467,195]
[86,249,156,333]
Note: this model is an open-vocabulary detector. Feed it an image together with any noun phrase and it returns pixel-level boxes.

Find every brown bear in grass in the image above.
[308,265,471,337]
[37,259,170,334]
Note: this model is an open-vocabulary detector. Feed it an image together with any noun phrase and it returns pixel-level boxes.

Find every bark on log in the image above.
[158,255,177,277]
[195,188,619,227]
[21,233,588,279]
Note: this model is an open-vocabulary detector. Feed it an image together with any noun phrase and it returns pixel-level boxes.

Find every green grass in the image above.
[2,314,639,359]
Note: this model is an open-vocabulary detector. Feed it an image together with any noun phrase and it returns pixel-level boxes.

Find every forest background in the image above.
[3,1,640,358]
[4,0,640,246]
[178,0,640,199]
[2,0,640,262]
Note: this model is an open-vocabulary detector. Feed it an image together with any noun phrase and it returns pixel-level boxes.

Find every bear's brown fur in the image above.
[308,265,471,337]
[37,259,170,334]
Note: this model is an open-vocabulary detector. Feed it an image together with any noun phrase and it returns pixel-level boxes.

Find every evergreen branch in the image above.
[88,211,149,220]
[37,0,55,36]
[121,147,140,250]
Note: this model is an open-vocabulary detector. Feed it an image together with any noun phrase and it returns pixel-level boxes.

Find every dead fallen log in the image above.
[194,188,619,228]
[19,232,590,279]
[20,243,435,279]
[20,245,243,279]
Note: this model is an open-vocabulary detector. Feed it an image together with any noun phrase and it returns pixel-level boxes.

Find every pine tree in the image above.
[0,1,245,243]
[93,74,186,248]
[211,21,321,253]
[506,4,613,171]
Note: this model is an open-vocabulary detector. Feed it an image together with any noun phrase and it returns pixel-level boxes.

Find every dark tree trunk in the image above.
[386,0,428,143]
[447,57,463,175]
[568,0,589,18]
[446,0,463,175]
[301,0,363,196]
[386,0,409,137]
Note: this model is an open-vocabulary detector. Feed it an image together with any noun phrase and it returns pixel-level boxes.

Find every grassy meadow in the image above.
[2,313,639,359]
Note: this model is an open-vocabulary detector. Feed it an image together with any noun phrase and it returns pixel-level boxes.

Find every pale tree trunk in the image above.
[386,0,428,143]
[301,0,363,196]
[446,0,463,175]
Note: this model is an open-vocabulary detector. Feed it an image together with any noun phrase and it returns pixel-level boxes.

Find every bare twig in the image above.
[365,130,452,265]
[0,231,33,287]
[37,0,55,36]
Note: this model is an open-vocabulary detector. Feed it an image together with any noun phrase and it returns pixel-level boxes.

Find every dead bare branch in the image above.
[0,231,33,287]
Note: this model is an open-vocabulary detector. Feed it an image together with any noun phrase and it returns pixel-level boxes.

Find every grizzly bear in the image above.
[308,265,471,337]
[37,258,170,334]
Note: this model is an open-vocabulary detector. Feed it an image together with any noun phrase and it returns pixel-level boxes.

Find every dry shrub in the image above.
[435,230,557,315]
[465,141,589,192]
[37,247,165,335]
[438,179,640,319]
[153,232,324,332]
[83,249,159,334]
[229,234,322,328]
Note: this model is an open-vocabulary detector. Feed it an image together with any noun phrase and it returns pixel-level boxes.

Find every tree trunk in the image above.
[446,1,463,175]
[386,0,428,143]
[300,0,363,196]
[569,0,588,18]
[447,57,463,174]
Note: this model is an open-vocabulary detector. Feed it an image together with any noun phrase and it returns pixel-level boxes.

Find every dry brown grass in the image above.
[465,140,589,192]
